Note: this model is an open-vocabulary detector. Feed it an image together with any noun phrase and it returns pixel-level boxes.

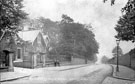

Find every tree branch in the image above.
[0,29,6,41]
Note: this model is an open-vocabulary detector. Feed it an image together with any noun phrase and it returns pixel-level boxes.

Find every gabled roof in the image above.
[18,30,41,43]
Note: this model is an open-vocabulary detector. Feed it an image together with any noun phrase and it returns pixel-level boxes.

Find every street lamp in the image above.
[116,39,120,72]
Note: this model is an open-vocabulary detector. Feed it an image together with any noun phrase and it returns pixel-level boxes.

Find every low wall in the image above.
[14,61,32,68]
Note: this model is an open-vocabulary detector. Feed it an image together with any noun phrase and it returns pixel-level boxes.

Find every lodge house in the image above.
[14,30,49,68]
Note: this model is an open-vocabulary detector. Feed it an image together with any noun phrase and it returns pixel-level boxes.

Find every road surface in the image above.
[2,64,113,84]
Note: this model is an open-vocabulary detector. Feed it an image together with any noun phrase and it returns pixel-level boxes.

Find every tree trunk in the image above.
[0,30,6,41]
[85,56,87,64]
[129,54,131,67]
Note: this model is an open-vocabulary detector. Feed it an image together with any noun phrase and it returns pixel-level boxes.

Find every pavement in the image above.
[102,65,135,84]
[1,64,134,84]
[1,64,113,84]
[0,71,30,82]
[0,64,89,83]
[111,65,135,81]
[66,64,113,84]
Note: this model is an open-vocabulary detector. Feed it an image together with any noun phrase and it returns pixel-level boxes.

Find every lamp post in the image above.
[116,39,120,72]
[133,36,135,79]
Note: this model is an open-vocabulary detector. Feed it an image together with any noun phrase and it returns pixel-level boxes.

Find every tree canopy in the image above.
[0,0,27,53]
[103,0,115,5]
[103,0,135,10]
[0,0,27,41]
[114,0,135,42]
[51,15,99,63]
[61,14,74,23]
[20,14,99,63]
[115,13,135,42]
[101,55,109,64]
[121,0,135,13]
[112,46,123,57]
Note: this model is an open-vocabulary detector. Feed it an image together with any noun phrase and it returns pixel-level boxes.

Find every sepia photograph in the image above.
[0,0,135,84]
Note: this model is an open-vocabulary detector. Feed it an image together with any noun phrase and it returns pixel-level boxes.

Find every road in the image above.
[2,64,113,84]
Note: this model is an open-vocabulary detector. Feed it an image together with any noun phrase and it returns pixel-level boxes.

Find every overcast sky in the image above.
[22,0,134,59]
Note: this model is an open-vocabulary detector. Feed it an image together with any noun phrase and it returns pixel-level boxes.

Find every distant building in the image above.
[14,30,48,68]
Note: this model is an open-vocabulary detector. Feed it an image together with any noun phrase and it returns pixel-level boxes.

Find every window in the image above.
[17,48,22,60]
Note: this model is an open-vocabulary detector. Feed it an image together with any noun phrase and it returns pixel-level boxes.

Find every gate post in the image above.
[9,52,14,71]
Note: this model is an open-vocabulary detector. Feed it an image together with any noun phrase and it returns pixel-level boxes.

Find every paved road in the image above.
[66,64,113,84]
[2,64,113,84]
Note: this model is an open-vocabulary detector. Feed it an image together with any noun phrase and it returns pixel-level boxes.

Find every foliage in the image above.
[21,18,43,30]
[61,14,74,23]
[115,12,135,42]
[101,55,109,64]
[103,0,135,13]
[121,0,135,13]
[0,0,27,37]
[23,15,99,62]
[103,0,115,6]
[112,46,123,57]
[54,15,99,62]
[114,0,135,42]
[0,0,27,52]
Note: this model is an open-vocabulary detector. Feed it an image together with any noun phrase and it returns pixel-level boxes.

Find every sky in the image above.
[22,0,134,60]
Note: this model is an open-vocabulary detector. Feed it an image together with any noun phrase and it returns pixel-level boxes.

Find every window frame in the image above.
[16,47,23,61]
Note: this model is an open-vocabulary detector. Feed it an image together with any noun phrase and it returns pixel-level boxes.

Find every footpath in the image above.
[103,65,135,84]
[1,64,134,84]
[112,65,135,81]
[0,64,89,83]
[0,71,30,82]
[1,64,113,84]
